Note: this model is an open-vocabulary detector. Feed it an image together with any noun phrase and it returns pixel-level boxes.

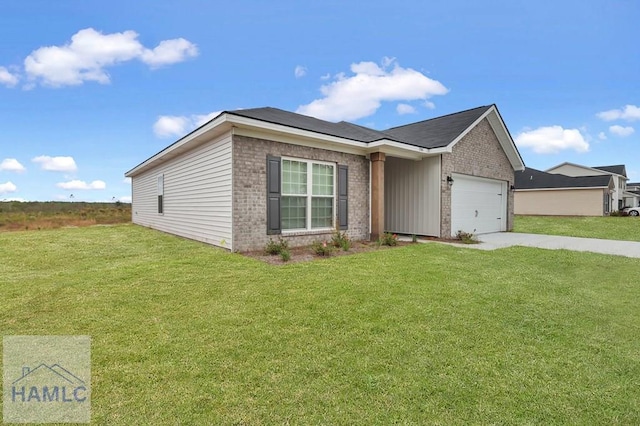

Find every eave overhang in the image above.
[125,113,447,177]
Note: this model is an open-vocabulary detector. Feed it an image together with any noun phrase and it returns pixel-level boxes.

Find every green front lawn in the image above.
[515,215,640,241]
[1,225,639,424]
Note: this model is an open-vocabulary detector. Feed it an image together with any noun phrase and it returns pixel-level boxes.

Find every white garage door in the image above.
[451,174,507,237]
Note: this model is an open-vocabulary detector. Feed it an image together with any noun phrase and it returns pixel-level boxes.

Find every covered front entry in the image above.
[451,173,507,236]
[384,156,441,237]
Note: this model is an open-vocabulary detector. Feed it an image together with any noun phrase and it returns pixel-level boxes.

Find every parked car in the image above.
[622,206,640,216]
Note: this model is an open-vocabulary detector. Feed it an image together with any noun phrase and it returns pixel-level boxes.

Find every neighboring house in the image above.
[125,105,525,251]
[514,167,613,216]
[623,182,640,208]
[545,163,631,211]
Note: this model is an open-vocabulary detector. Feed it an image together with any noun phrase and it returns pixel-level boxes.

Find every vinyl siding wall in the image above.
[131,133,233,249]
[384,156,440,236]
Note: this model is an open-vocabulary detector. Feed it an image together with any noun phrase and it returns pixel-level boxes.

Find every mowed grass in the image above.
[515,215,640,242]
[1,225,639,424]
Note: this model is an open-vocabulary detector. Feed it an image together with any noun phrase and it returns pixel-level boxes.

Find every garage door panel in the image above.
[451,174,507,237]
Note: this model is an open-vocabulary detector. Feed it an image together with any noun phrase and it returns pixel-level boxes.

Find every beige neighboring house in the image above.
[515,167,614,216]
[545,163,634,211]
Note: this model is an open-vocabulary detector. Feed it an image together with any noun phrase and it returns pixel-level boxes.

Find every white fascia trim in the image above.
[486,109,526,172]
[125,113,230,177]
[230,115,439,160]
[228,115,368,150]
[234,127,368,157]
[515,186,608,192]
[127,110,472,177]
[367,139,446,155]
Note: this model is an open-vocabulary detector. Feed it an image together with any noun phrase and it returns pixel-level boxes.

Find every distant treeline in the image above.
[0,201,132,231]
[0,201,131,213]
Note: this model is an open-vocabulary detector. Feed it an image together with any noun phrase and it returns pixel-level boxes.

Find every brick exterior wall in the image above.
[232,135,370,252]
[440,118,515,237]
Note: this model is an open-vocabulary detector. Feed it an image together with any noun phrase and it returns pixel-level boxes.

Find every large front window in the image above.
[281,159,334,230]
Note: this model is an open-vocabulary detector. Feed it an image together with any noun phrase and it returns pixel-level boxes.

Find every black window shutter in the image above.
[337,164,348,230]
[266,155,281,234]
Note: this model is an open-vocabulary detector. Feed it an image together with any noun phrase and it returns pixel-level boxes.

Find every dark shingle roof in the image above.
[227,105,494,149]
[226,107,393,143]
[516,167,611,189]
[593,164,627,177]
[382,105,492,148]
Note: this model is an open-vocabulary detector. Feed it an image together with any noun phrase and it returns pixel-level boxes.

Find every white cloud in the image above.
[515,126,589,154]
[153,111,221,138]
[296,58,448,122]
[423,100,436,109]
[0,158,26,173]
[140,38,198,68]
[396,103,416,115]
[118,195,132,203]
[609,125,635,137]
[32,155,77,172]
[22,28,198,87]
[153,115,189,137]
[598,132,607,140]
[56,180,106,190]
[320,73,331,80]
[597,104,640,122]
[0,66,19,87]
[0,181,17,194]
[123,177,132,184]
[1,197,26,202]
[294,65,307,78]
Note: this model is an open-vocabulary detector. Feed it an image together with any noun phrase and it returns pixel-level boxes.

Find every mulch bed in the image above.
[242,240,413,265]
[242,235,473,265]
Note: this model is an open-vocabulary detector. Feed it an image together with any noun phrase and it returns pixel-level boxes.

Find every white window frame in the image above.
[281,157,336,232]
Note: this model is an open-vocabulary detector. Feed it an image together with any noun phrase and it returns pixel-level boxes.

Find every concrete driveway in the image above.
[472,232,640,258]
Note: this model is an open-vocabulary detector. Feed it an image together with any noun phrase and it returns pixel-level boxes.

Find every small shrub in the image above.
[331,230,351,251]
[265,236,289,255]
[280,249,291,262]
[455,230,477,244]
[379,232,399,246]
[609,210,623,217]
[312,240,334,256]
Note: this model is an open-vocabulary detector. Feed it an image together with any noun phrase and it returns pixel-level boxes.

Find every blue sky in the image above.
[1,0,638,201]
